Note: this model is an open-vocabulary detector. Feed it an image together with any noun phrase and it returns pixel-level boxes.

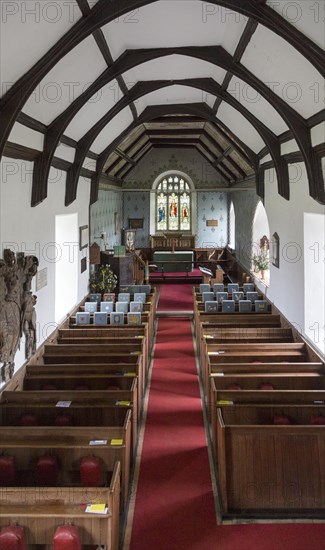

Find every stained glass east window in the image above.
[156,176,191,232]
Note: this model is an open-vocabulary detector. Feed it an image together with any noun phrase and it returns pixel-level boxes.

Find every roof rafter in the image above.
[90,103,260,204]
[63,76,287,206]
[0,0,323,170]
[30,44,322,204]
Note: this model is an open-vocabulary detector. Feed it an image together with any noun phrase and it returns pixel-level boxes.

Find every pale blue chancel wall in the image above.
[122,190,228,248]
[90,189,123,249]
[196,192,228,248]
[123,192,151,247]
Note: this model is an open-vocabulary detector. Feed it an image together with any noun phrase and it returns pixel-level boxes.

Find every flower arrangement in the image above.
[89,264,118,294]
[252,252,270,272]
[252,237,270,274]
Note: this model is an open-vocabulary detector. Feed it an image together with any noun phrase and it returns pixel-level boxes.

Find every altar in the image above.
[153,251,194,272]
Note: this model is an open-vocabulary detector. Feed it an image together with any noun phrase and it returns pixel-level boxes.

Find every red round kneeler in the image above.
[35,455,59,486]
[41,384,57,391]
[0,525,27,549]
[53,525,81,550]
[20,413,38,426]
[106,384,120,391]
[54,413,73,426]
[0,455,16,486]
[80,455,102,487]
[74,384,89,391]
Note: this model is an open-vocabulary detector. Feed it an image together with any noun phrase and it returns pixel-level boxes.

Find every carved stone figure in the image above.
[0,250,38,382]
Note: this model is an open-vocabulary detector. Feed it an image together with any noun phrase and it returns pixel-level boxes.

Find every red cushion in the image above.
[20,413,38,426]
[54,413,73,426]
[106,384,120,391]
[41,384,57,391]
[35,455,59,486]
[0,455,16,486]
[226,383,242,390]
[273,415,291,425]
[258,383,274,390]
[80,455,102,487]
[310,415,325,425]
[53,525,81,550]
[0,525,27,549]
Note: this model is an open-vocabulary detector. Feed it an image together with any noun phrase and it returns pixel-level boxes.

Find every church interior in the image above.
[0,1,324,549]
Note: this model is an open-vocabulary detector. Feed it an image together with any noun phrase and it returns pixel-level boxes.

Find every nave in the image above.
[122,284,325,550]
[0,282,324,550]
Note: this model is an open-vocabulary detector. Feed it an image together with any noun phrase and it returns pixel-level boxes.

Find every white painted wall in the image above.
[0,158,90,372]
[264,164,325,356]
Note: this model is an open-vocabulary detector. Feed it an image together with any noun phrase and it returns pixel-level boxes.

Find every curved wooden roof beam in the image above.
[0,0,323,164]
[89,103,260,205]
[62,77,286,206]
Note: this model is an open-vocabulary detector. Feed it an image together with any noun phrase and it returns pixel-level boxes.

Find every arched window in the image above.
[229,201,235,249]
[156,175,191,232]
[252,201,270,282]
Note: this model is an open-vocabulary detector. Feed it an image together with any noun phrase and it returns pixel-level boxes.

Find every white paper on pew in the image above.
[314,400,324,404]
[89,439,108,445]
[56,400,71,407]
[208,351,225,355]
[212,372,224,376]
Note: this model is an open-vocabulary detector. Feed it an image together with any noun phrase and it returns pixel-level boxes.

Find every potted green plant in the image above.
[89,264,118,295]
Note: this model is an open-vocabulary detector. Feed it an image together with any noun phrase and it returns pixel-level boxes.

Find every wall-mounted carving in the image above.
[0,250,38,383]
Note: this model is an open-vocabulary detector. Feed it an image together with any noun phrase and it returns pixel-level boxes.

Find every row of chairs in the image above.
[205,299,269,313]
[202,290,262,304]
[88,291,147,304]
[76,310,143,325]
[200,282,255,295]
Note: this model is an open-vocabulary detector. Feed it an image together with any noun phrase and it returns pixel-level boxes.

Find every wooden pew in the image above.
[68,310,155,346]
[58,324,150,365]
[0,466,120,549]
[0,388,138,456]
[201,342,308,396]
[40,342,148,383]
[0,421,131,510]
[208,370,325,416]
[216,403,325,517]
[194,314,282,353]
[24,361,144,404]
[199,326,294,366]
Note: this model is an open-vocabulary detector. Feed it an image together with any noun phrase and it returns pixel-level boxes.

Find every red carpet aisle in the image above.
[127,291,325,550]
[157,283,194,311]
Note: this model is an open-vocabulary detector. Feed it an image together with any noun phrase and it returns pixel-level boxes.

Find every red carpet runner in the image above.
[157,283,194,311]
[128,288,325,550]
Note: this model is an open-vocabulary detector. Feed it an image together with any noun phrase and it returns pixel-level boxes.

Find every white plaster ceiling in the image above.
[65,80,123,142]
[121,55,227,89]
[0,1,82,92]
[8,123,44,151]
[217,103,265,153]
[134,85,216,117]
[241,25,324,118]
[1,0,324,199]
[101,1,248,61]
[91,107,134,154]
[22,36,107,125]
[266,0,325,49]
[227,76,289,136]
